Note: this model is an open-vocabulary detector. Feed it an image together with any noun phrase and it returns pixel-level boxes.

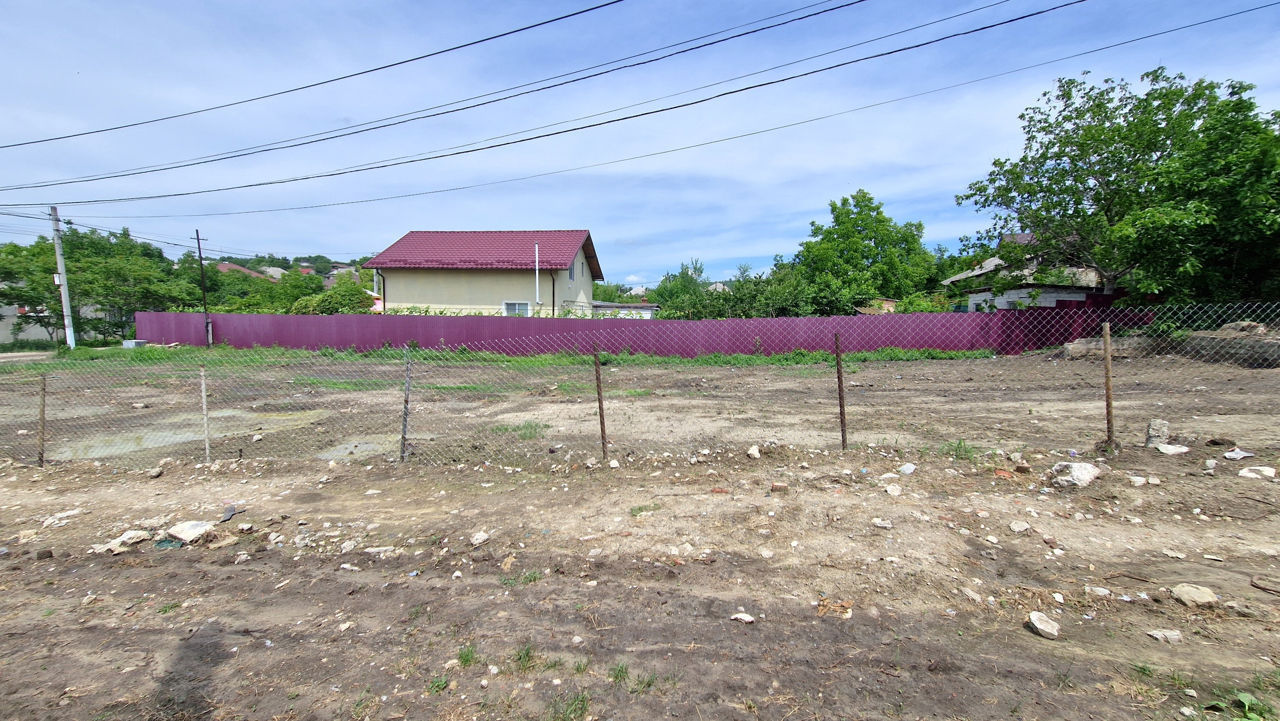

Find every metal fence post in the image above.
[38,374,47,468]
[834,332,847,451]
[200,365,211,463]
[1101,322,1117,453]
[592,343,608,461]
[400,345,412,462]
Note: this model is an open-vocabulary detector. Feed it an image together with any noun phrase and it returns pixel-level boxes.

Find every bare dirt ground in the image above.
[2,354,1279,721]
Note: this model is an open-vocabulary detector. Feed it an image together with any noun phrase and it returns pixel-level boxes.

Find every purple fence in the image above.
[135,309,1149,357]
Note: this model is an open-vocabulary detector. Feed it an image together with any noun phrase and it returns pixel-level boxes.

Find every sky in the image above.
[1,0,1277,287]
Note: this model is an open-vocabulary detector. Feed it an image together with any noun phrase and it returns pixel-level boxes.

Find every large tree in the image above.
[958,68,1280,300]
[0,227,197,339]
[796,189,934,314]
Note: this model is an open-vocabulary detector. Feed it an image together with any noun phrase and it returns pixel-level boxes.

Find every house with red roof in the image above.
[363,230,603,316]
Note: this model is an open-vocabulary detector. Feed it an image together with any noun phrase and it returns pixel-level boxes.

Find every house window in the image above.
[503,301,530,317]
[569,262,575,281]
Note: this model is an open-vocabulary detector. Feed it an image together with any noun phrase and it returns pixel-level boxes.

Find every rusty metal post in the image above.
[592,343,608,460]
[1102,322,1115,451]
[400,345,412,462]
[38,374,47,468]
[834,333,847,451]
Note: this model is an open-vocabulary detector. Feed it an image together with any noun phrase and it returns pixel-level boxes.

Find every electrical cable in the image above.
[66,2,1280,221]
[1,0,1092,208]
[0,0,628,150]
[0,0,871,191]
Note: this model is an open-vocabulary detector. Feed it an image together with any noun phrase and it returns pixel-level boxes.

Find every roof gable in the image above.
[364,230,603,280]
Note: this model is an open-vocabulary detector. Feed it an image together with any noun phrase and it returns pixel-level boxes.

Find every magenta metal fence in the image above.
[135,309,1143,356]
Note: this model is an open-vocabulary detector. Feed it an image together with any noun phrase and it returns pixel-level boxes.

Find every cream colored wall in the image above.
[382,259,595,316]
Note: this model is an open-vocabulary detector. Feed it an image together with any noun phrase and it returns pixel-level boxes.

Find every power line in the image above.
[0,0,871,192]
[0,0,629,150]
[67,2,1280,222]
[283,0,1014,178]
[2,0,1091,209]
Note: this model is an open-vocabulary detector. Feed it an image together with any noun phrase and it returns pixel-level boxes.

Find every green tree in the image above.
[797,189,933,314]
[292,254,333,275]
[958,67,1280,300]
[0,227,196,339]
[650,259,710,319]
[592,282,631,303]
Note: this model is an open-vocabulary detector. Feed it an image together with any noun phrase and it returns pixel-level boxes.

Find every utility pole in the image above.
[193,230,212,346]
[49,206,76,349]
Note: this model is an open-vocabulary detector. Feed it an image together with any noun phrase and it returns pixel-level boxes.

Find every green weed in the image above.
[546,691,590,721]
[629,503,660,517]
[939,439,980,461]
[491,421,549,440]
[513,644,537,673]
[608,662,629,685]
[157,602,180,614]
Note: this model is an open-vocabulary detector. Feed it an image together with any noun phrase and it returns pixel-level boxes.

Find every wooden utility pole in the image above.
[193,230,212,346]
[49,207,76,349]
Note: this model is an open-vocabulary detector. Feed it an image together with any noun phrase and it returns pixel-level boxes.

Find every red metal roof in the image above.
[364,230,603,280]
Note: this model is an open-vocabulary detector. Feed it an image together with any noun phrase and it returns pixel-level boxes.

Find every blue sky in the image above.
[1,0,1277,286]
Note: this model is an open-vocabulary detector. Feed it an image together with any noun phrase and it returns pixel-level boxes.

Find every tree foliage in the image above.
[0,227,198,339]
[958,67,1280,300]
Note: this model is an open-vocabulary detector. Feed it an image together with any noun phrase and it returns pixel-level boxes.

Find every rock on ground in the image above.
[1048,462,1100,488]
[1028,611,1060,639]
[1171,583,1218,608]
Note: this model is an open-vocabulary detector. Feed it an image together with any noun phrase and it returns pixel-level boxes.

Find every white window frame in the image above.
[503,300,531,317]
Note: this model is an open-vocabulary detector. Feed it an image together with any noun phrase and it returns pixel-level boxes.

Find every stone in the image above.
[131,402,149,409]
[470,531,490,547]
[872,518,893,530]
[730,612,755,624]
[1028,611,1059,639]
[1009,520,1031,533]
[884,483,903,497]
[1163,549,1187,559]
[1147,629,1184,644]
[1220,321,1266,334]
[252,434,263,442]
[770,482,789,493]
[608,459,620,469]
[1223,447,1255,460]
[1085,586,1111,597]
[146,467,163,479]
[961,587,983,604]
[90,529,153,555]
[747,445,761,459]
[1048,462,1101,488]
[35,548,53,560]
[42,509,83,528]
[167,520,214,543]
[1239,466,1276,479]
[897,463,917,475]
[1156,443,1190,455]
[1171,583,1218,608]
[1144,419,1170,448]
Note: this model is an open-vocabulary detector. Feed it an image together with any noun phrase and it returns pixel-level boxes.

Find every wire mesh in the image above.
[1,302,1275,470]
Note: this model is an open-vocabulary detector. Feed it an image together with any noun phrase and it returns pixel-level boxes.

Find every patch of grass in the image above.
[502,569,544,587]
[422,382,503,394]
[939,439,980,461]
[630,672,657,694]
[458,644,478,668]
[294,375,397,391]
[42,608,55,617]
[513,644,537,673]
[606,388,652,397]
[350,688,378,720]
[1219,689,1274,720]
[1130,662,1156,678]
[608,662,629,685]
[629,503,660,517]
[427,676,448,694]
[573,659,589,675]
[546,691,590,721]
[491,421,549,440]
[157,602,181,614]
[408,604,427,621]
[543,657,565,671]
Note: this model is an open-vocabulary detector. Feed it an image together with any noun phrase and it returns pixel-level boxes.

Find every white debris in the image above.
[872,518,893,530]
[897,463,917,475]
[1239,466,1276,479]
[730,612,755,624]
[89,530,151,555]
[166,520,213,543]
[1009,520,1031,533]
[42,508,84,528]
[1156,443,1190,455]
[1047,462,1101,488]
[1028,611,1060,639]
[1223,447,1255,461]
[884,484,903,497]
[747,445,761,459]
[470,531,490,547]
[1147,629,1184,644]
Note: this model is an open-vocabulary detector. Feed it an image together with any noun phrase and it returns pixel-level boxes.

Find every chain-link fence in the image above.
[2,302,1276,469]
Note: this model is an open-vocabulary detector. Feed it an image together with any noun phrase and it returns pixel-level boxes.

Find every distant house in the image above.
[215,262,272,281]
[363,230,604,316]
[590,300,660,319]
[258,266,288,280]
[625,285,648,298]
[941,233,1112,311]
